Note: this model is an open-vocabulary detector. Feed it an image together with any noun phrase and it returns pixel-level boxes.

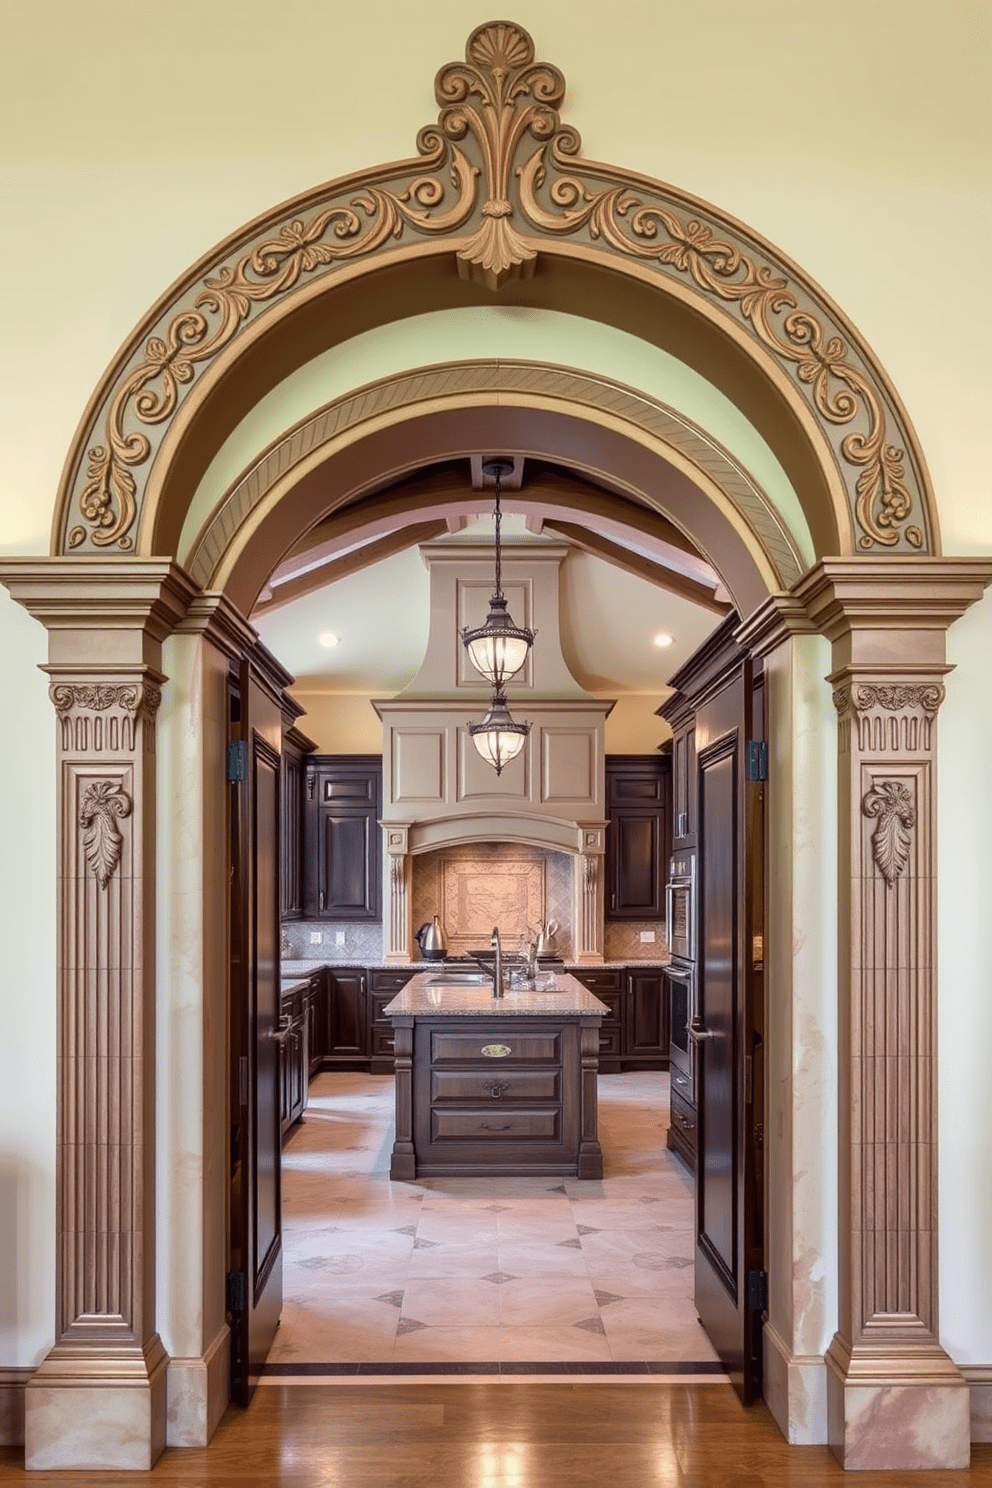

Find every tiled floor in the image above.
[269,1070,720,1372]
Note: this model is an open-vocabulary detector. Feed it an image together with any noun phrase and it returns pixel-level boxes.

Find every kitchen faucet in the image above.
[491,925,504,999]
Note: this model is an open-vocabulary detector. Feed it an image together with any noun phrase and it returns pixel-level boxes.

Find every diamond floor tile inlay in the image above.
[269,1070,721,1368]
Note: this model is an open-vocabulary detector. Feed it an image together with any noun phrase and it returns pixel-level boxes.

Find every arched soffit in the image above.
[52,19,938,566]
[185,360,803,618]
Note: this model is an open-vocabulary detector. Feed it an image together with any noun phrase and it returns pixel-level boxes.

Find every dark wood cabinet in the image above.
[624,967,670,1065]
[605,755,671,920]
[303,970,325,1079]
[670,722,697,848]
[368,968,414,1074]
[303,756,382,921]
[279,727,313,920]
[324,967,368,1067]
[668,1083,697,1169]
[279,981,309,1136]
[570,968,624,1072]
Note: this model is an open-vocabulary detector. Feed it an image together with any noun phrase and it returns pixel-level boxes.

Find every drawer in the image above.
[597,1025,622,1057]
[431,1069,560,1103]
[369,969,414,994]
[371,1026,396,1057]
[574,969,623,994]
[431,1108,561,1142]
[670,1086,697,1143]
[429,1030,561,1065]
[670,1066,693,1104]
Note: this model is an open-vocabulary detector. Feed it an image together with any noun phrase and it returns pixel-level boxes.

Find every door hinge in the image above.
[227,740,246,782]
[745,740,767,782]
[747,1268,768,1314]
[226,1269,248,1314]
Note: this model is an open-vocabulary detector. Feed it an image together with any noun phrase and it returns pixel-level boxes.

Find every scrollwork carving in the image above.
[50,682,162,720]
[61,19,932,558]
[833,683,945,717]
[862,779,915,886]
[79,780,132,888]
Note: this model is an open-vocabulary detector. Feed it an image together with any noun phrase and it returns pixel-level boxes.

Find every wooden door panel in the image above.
[692,656,763,1405]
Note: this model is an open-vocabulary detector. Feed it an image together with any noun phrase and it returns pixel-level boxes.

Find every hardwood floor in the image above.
[3,1383,990,1486]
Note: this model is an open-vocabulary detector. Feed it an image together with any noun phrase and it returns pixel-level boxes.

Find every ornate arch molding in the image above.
[186,359,807,604]
[53,20,937,566]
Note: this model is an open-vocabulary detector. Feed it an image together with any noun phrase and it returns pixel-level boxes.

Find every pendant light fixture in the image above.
[462,457,533,774]
[460,459,536,687]
[468,688,529,775]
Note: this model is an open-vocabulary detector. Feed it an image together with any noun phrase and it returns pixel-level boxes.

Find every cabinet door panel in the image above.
[625,969,670,1060]
[611,814,661,916]
[320,810,375,916]
[326,970,367,1059]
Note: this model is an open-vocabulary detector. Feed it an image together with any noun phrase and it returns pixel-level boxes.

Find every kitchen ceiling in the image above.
[250,460,728,707]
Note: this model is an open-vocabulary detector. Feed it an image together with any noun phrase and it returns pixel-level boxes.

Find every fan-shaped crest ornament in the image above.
[79,780,132,888]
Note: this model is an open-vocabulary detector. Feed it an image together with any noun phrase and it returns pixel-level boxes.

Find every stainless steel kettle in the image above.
[415,914,448,960]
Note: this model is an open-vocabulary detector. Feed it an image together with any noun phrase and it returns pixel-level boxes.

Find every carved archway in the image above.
[4,18,989,1478]
[54,19,938,570]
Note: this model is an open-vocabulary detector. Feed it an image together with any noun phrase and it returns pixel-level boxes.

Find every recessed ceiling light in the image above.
[653,632,674,648]
[319,632,340,648]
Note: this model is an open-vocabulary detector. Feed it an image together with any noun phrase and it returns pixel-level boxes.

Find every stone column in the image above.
[795,558,992,1472]
[383,825,412,963]
[0,559,196,1472]
[574,825,605,963]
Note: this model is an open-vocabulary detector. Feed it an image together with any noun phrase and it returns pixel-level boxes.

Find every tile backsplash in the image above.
[282,842,667,964]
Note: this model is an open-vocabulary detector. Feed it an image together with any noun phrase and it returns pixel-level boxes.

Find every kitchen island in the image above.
[384,970,608,1180]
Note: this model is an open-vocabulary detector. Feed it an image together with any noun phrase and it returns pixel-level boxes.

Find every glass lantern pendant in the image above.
[460,458,536,687]
[468,689,530,776]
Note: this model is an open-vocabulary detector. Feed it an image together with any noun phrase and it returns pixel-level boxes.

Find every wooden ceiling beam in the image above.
[543,520,731,616]
[252,521,447,616]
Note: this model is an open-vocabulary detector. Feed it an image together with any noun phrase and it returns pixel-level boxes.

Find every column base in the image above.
[166,1324,230,1448]
[763,1323,828,1445]
[25,1335,168,1472]
[826,1335,971,1471]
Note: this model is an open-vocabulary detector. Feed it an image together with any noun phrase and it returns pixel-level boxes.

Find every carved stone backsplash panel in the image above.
[412,842,573,959]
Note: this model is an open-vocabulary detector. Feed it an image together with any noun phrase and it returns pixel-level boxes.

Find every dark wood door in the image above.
[229,660,284,1408]
[691,655,764,1404]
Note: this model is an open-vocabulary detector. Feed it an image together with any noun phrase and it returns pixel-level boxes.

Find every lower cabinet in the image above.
[572,966,670,1072]
[624,968,670,1066]
[667,1083,697,1170]
[325,968,368,1068]
[368,968,414,1074]
[279,982,310,1137]
[570,969,623,1073]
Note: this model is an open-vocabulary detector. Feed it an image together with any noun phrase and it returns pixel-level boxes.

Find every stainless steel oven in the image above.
[665,850,695,962]
[666,956,695,1103]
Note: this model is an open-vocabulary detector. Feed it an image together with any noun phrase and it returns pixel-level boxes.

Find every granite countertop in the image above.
[382,969,609,1018]
[280,957,670,974]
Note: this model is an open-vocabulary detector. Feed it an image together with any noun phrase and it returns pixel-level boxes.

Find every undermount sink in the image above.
[422,971,489,985]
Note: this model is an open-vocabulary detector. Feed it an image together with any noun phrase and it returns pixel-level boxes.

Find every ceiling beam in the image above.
[543,520,732,616]
[252,521,447,616]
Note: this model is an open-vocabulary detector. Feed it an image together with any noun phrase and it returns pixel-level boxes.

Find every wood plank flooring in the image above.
[3,1383,990,1486]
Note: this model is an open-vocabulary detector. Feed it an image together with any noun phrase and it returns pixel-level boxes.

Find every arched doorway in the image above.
[2,20,987,1474]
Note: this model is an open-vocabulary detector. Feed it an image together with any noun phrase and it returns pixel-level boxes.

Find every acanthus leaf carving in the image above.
[79,780,132,888]
[862,779,915,886]
[833,682,945,717]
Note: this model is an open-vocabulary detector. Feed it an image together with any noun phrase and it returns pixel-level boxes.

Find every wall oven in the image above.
[666,956,695,1104]
[665,849,695,963]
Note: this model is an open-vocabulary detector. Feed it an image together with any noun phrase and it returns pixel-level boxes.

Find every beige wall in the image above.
[1,0,989,1379]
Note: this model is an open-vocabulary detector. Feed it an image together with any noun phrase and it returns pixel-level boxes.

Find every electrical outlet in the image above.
[335,931,346,946]
[639,930,656,943]
[309,931,322,944]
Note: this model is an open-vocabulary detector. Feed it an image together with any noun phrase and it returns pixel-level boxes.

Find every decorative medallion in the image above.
[59,20,934,560]
[862,779,915,886]
[79,780,132,888]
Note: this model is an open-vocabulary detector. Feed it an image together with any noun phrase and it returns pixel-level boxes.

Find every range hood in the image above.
[373,539,613,963]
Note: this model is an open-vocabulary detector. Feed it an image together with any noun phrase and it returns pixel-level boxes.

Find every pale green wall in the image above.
[1,0,989,1374]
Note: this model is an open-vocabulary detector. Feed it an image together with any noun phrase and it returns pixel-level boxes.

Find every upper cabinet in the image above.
[670,722,697,849]
[303,755,383,920]
[605,754,671,920]
[280,726,314,920]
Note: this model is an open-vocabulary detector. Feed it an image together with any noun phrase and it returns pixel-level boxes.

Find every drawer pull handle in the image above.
[483,1081,510,1099]
[481,1044,511,1059]
[481,1122,512,1132]
[675,1075,687,1087]
[384,1039,394,1048]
